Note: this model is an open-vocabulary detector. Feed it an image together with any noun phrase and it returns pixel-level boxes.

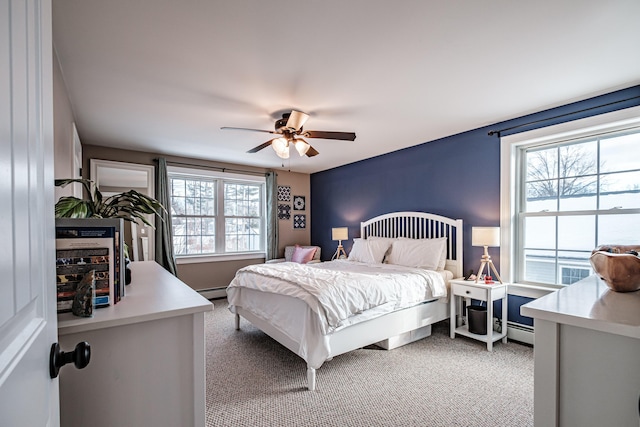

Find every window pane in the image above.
[523,249,556,285]
[225,218,262,252]
[171,196,186,215]
[600,132,640,173]
[527,147,558,180]
[173,235,186,255]
[524,216,556,249]
[598,214,640,245]
[172,217,186,236]
[187,217,202,235]
[203,218,215,235]
[525,180,557,212]
[185,180,200,198]
[558,141,597,178]
[186,235,202,254]
[558,177,597,211]
[558,216,595,251]
[561,266,592,285]
[202,235,215,253]
[172,179,185,197]
[599,171,640,209]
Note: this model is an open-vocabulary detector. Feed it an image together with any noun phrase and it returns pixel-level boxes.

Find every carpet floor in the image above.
[205,298,533,427]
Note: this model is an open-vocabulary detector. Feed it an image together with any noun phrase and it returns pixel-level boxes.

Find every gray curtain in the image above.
[265,171,278,260]
[154,157,178,275]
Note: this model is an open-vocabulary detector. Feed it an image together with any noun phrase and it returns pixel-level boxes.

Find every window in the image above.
[168,167,265,258]
[501,105,640,287]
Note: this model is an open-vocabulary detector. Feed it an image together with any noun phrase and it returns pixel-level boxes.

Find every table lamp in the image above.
[331,227,348,260]
[471,226,502,283]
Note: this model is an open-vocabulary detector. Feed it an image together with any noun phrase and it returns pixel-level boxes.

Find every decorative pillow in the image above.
[348,238,391,264]
[291,245,317,264]
[284,245,320,262]
[386,237,447,270]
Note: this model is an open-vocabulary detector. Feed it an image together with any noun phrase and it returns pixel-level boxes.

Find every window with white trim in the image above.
[168,166,266,257]
[501,106,640,287]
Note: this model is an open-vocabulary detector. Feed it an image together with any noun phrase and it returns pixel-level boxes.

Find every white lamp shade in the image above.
[472,227,500,247]
[272,137,289,159]
[294,139,310,156]
[332,227,348,241]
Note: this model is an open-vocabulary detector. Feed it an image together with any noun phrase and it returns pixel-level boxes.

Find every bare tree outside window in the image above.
[526,144,600,199]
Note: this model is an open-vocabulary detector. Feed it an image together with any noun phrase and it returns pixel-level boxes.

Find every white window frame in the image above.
[168,166,266,264]
[500,105,640,291]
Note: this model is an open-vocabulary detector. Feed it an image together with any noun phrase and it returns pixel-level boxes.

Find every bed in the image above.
[227,211,463,390]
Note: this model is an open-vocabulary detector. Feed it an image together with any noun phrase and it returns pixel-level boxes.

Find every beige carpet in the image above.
[205,298,533,427]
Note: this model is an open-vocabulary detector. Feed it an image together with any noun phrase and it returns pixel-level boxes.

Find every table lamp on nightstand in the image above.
[331,227,348,260]
[472,226,503,283]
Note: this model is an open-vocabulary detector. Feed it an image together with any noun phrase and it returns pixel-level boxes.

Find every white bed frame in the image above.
[234,211,463,390]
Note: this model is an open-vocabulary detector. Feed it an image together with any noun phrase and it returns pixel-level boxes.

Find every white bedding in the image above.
[227,260,449,335]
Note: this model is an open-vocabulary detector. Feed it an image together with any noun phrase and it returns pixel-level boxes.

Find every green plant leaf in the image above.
[54,197,93,218]
[55,178,167,228]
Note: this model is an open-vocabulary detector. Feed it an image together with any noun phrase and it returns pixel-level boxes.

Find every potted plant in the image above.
[54,178,165,226]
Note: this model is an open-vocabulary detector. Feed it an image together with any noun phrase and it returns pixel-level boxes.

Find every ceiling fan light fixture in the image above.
[285,110,310,131]
[294,139,310,156]
[272,137,289,158]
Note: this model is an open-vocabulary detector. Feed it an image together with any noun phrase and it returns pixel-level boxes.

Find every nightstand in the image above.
[449,278,508,351]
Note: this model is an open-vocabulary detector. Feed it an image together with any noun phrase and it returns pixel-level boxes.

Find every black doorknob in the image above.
[49,342,91,379]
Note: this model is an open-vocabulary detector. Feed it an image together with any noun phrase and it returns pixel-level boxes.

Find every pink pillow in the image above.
[291,245,317,264]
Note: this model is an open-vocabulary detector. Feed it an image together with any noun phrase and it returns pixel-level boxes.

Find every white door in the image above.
[0,0,60,426]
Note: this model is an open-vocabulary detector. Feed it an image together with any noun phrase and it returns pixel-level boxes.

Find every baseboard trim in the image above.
[506,321,534,345]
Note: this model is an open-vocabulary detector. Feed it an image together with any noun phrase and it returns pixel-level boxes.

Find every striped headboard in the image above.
[360,211,463,278]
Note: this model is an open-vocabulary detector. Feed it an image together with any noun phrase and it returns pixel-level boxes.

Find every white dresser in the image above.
[57,261,213,427]
[521,275,640,427]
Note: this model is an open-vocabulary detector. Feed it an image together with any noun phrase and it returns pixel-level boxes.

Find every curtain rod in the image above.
[159,159,270,177]
[487,95,640,137]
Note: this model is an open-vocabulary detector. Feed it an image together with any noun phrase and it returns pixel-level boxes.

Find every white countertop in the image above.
[58,261,213,335]
[521,275,640,339]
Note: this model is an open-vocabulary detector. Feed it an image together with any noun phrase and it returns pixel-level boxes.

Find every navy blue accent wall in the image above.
[310,85,640,323]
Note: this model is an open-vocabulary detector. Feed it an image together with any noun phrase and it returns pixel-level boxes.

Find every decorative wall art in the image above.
[293,195,305,211]
[277,186,291,202]
[293,214,306,229]
[278,204,291,220]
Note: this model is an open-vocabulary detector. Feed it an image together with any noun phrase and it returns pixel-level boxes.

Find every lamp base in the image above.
[332,244,347,260]
[475,258,503,283]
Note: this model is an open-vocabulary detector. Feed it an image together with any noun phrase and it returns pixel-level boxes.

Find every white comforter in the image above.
[227,260,447,335]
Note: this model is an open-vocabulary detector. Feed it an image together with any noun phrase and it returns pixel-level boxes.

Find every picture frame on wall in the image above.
[278,204,291,220]
[293,214,306,229]
[293,195,305,211]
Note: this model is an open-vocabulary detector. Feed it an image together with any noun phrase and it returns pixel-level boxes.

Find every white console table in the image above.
[57,261,213,427]
[521,275,640,427]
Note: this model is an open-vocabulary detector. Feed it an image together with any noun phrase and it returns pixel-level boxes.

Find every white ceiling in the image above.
[52,0,640,174]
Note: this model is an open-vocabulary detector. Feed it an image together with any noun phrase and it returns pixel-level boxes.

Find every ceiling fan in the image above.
[221,110,356,159]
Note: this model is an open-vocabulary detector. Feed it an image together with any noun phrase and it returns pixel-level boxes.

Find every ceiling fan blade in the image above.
[247,139,275,153]
[221,126,278,135]
[302,130,356,141]
[305,146,319,157]
[285,110,310,131]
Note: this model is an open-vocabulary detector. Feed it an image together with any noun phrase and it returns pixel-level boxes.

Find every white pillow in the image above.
[367,236,397,262]
[386,237,447,270]
[348,238,391,264]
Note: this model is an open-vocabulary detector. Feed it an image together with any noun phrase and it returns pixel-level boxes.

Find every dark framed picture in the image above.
[293,195,305,211]
[293,214,306,229]
[277,186,291,202]
[278,204,291,220]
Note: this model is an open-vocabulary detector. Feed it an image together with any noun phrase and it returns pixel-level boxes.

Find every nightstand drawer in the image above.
[453,283,487,300]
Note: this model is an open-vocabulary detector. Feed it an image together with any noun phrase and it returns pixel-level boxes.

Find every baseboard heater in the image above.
[198,287,227,300]
[506,321,534,345]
